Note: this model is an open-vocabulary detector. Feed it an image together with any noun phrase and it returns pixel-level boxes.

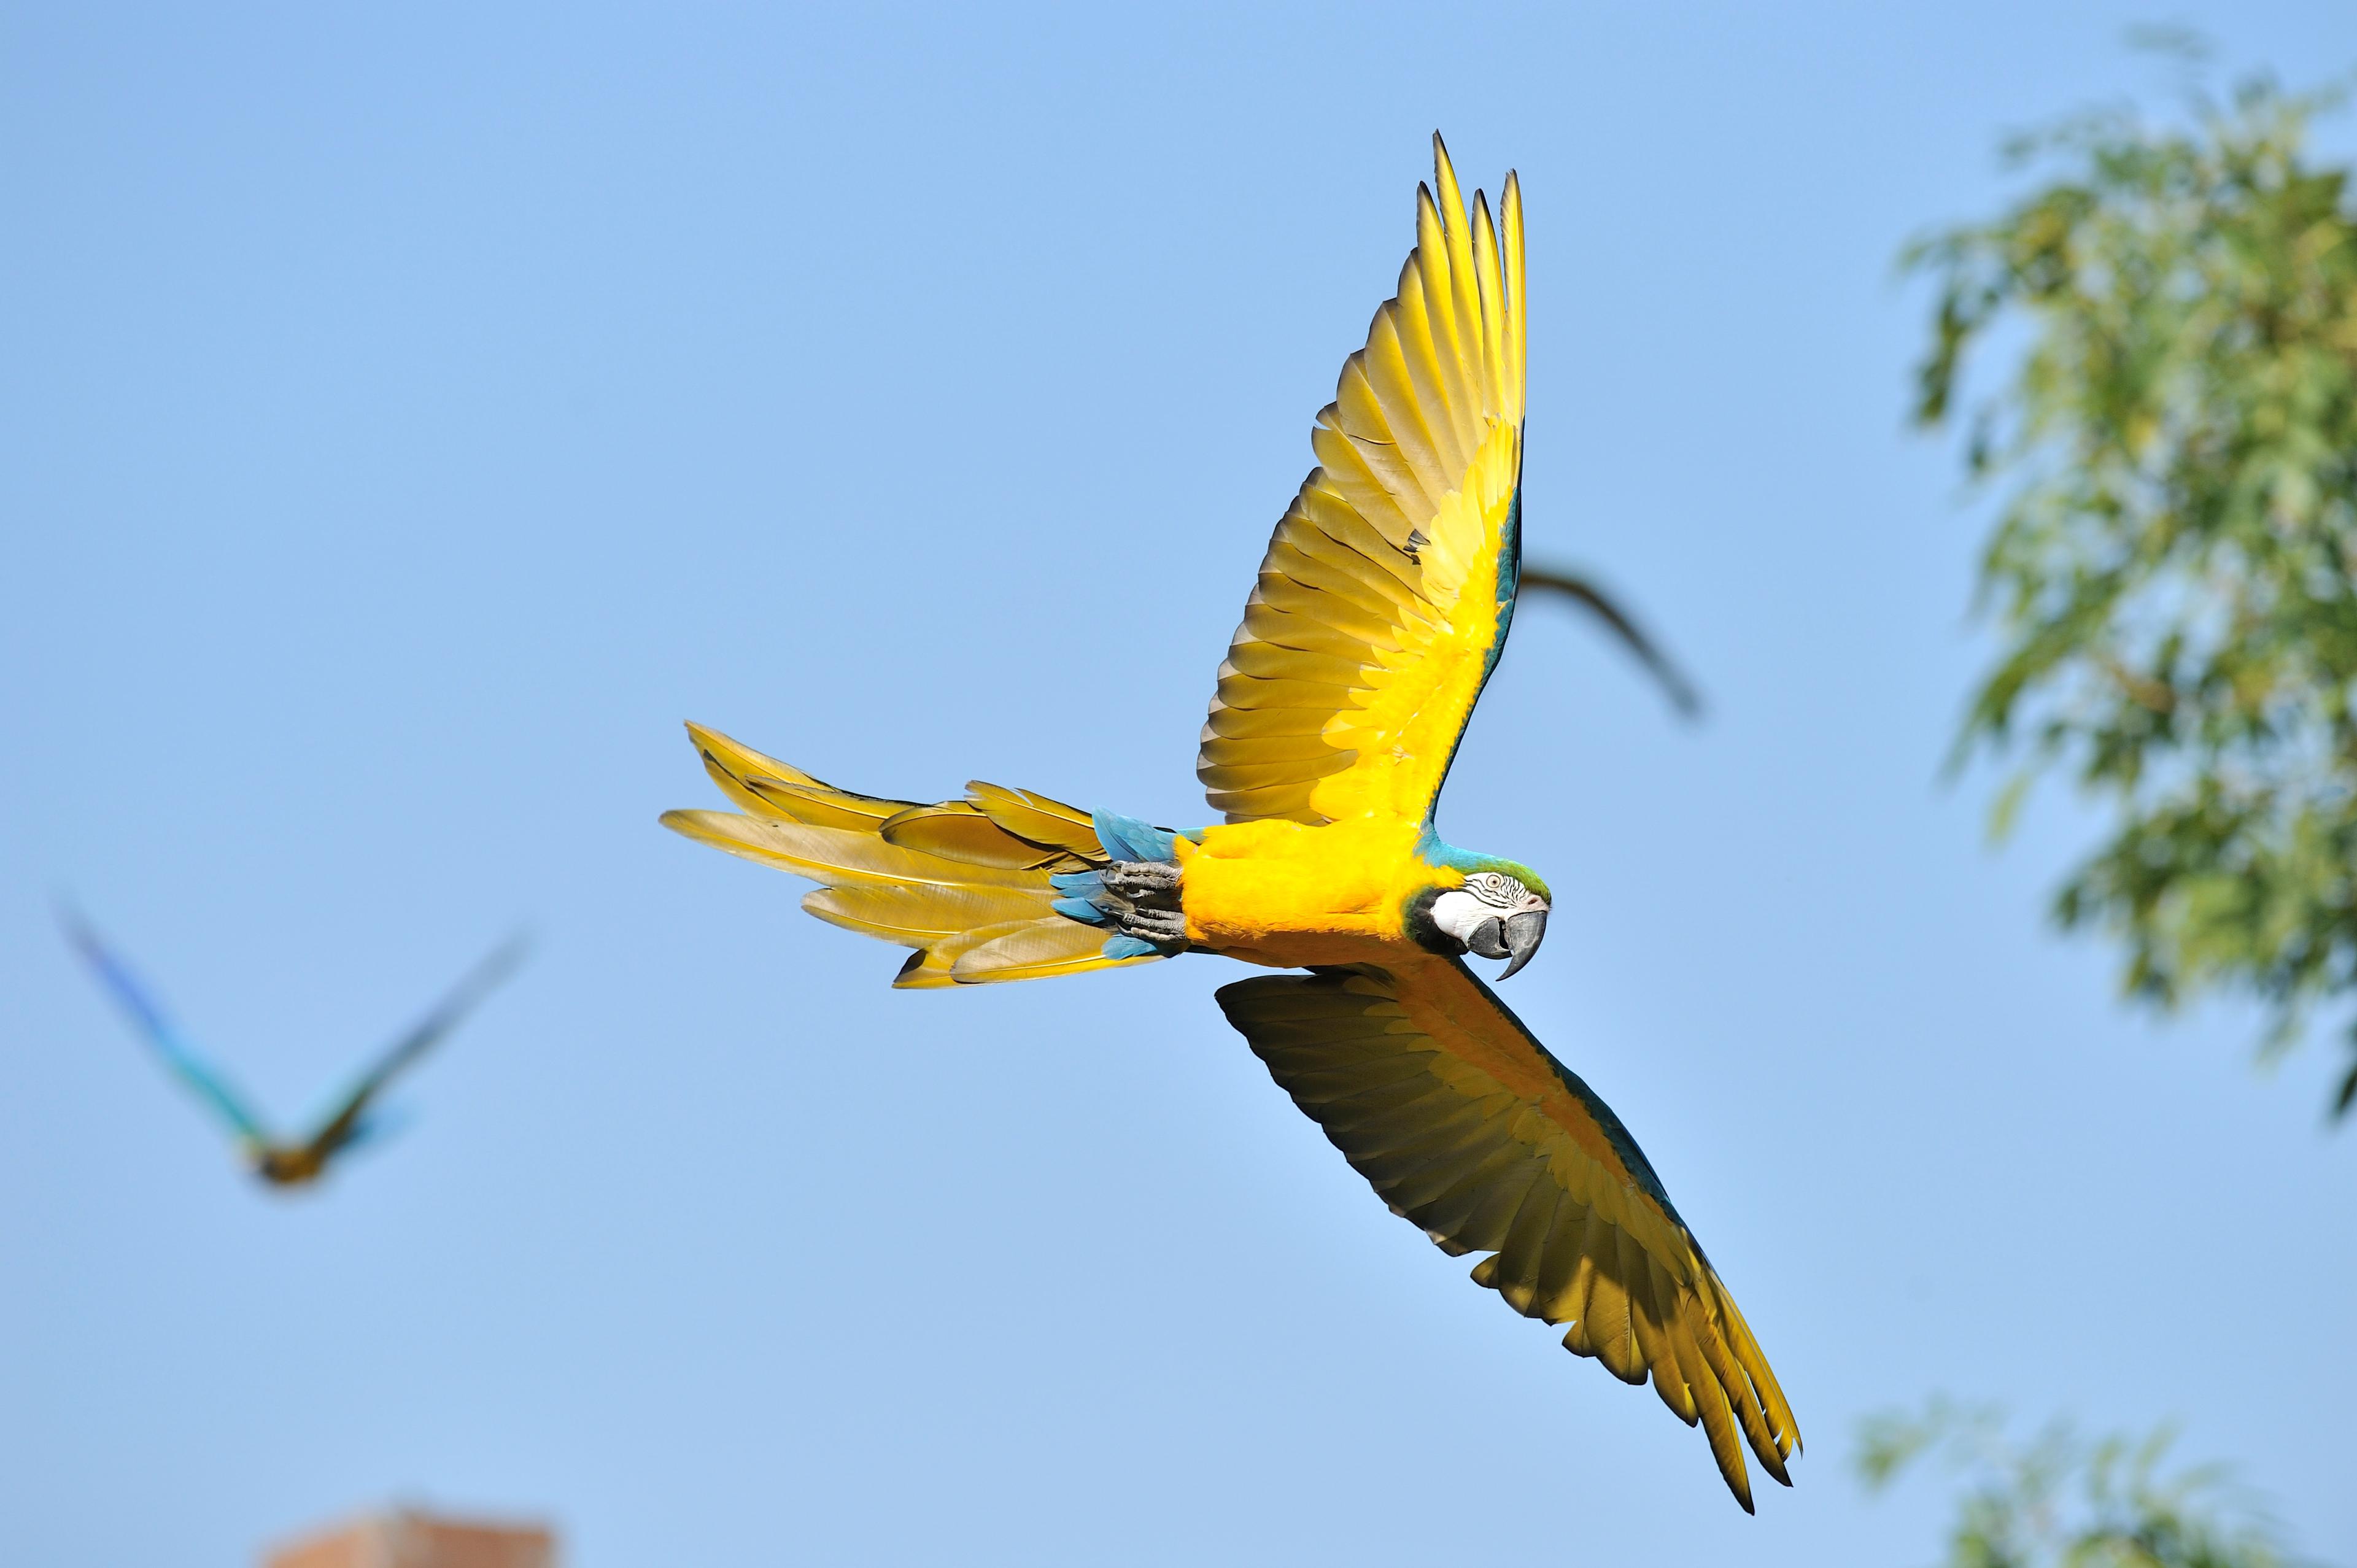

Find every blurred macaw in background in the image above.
[62,910,525,1189]
[665,137,1795,1508]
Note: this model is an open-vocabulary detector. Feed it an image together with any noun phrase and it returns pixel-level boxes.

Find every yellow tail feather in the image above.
[665,724,1175,987]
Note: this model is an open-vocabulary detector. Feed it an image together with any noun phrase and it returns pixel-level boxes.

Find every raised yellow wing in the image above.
[1215,955,1798,1511]
[1200,134,1526,826]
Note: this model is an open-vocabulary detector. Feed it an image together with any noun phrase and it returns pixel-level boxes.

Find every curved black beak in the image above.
[1466,916,1509,960]
[1497,909,1547,980]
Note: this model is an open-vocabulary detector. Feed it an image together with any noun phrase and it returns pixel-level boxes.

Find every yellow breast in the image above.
[1179,816,1441,967]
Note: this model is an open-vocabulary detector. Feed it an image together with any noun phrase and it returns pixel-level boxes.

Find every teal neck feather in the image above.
[1417,828,1552,902]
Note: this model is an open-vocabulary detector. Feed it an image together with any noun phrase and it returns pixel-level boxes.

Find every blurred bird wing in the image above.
[1516,566,1705,718]
[338,1101,414,1151]
[1215,956,1798,1510]
[1200,134,1525,827]
[61,908,274,1146]
[299,933,529,1157]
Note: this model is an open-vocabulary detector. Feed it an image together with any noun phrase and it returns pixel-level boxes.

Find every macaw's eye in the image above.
[1470,873,1522,908]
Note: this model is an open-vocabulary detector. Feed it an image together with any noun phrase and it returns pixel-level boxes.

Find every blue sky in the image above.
[4,4,2353,1564]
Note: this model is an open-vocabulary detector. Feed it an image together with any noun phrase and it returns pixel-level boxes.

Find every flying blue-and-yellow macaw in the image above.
[63,909,526,1188]
[664,136,1798,1508]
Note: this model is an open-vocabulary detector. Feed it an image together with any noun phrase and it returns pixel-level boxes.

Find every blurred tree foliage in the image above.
[1908,71,2357,1117]
[1858,1400,2309,1568]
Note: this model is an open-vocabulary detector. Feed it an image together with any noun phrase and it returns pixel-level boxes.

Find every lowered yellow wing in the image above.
[1216,956,1798,1510]
[1199,134,1526,827]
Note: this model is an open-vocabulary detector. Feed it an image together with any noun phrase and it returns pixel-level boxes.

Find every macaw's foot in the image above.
[1113,902,1186,943]
[1102,860,1185,943]
[1101,860,1180,899]
[1050,857,1188,954]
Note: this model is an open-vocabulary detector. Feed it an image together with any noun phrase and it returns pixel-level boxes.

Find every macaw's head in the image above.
[1417,860,1553,980]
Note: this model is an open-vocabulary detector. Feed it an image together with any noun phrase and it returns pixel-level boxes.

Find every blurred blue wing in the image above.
[60,906,273,1146]
[298,932,530,1157]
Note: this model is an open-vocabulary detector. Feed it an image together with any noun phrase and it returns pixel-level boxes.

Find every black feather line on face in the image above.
[1403,887,1463,957]
[1468,871,1525,908]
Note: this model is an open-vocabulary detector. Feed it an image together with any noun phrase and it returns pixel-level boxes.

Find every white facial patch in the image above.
[1430,889,1498,947]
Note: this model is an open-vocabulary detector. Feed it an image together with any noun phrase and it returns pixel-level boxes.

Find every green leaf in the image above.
[1912,68,2357,1121]
[1855,1400,2308,1568]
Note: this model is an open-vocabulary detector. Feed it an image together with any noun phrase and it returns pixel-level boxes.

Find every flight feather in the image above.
[1201,135,1527,829]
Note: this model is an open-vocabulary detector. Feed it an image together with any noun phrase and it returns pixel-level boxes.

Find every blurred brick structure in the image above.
[261,1507,555,1568]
